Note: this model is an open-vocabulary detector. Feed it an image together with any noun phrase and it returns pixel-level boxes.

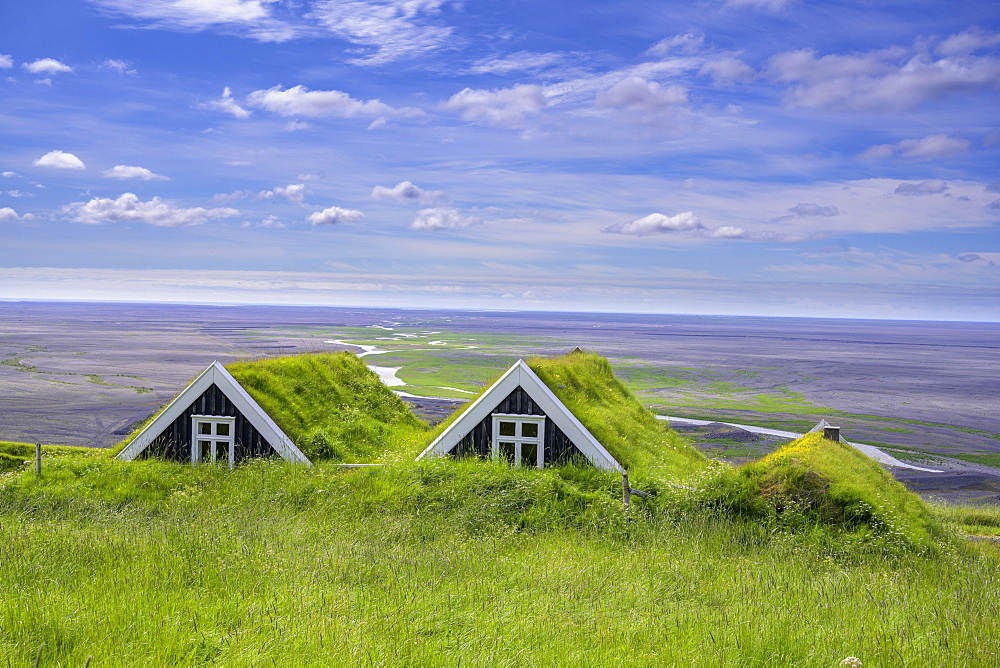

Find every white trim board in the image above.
[416,359,623,472]
[116,361,312,466]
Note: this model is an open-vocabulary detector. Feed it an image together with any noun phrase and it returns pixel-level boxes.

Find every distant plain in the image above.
[2,301,998,500]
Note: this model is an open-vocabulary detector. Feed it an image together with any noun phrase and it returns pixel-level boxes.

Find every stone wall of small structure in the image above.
[138,383,275,463]
[448,387,585,465]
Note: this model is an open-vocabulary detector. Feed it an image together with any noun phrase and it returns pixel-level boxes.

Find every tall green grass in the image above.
[0,441,105,472]
[1,458,997,665]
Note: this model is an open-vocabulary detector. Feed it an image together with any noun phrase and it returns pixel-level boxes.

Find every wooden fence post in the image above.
[35,443,42,477]
[622,471,630,512]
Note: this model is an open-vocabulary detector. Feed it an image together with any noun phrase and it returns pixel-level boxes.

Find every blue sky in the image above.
[1,0,998,320]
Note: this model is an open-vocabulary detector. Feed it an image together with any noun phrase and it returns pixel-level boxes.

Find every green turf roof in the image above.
[526,351,709,481]
[705,431,949,551]
[225,352,429,463]
[424,350,709,482]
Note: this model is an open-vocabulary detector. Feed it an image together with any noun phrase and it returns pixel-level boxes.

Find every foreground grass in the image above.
[2,459,999,665]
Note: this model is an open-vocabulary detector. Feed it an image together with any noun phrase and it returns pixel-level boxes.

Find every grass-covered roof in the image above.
[703,431,950,552]
[226,352,429,463]
[527,352,708,481]
[425,350,709,482]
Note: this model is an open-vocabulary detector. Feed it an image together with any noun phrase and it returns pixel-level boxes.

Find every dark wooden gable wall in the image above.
[448,386,584,465]
[138,383,276,463]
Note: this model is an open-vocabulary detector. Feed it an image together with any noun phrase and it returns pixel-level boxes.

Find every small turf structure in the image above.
[703,431,950,552]
[421,350,710,486]
[114,352,429,466]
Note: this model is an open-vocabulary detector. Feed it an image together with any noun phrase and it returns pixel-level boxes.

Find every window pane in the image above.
[198,441,212,462]
[198,422,212,435]
[522,423,538,438]
[216,423,230,436]
[499,421,516,436]
[521,443,538,467]
[499,442,515,463]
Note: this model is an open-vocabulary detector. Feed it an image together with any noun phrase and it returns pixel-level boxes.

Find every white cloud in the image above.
[103,165,169,181]
[87,0,295,42]
[64,192,239,226]
[308,205,364,226]
[937,28,1000,57]
[470,51,565,75]
[411,207,480,230]
[986,181,1000,193]
[859,134,971,161]
[371,181,447,205]
[100,58,136,74]
[259,215,286,228]
[22,58,72,75]
[213,189,254,203]
[5,190,31,198]
[894,179,949,196]
[261,183,306,204]
[788,203,840,217]
[309,0,453,65]
[604,211,793,240]
[595,76,690,128]
[603,211,704,236]
[769,46,1000,112]
[444,85,547,128]
[246,84,420,119]
[723,0,794,9]
[0,207,20,222]
[284,120,312,131]
[647,33,704,57]
[33,150,85,170]
[1,171,16,177]
[199,87,252,118]
[0,54,12,69]
[700,57,756,85]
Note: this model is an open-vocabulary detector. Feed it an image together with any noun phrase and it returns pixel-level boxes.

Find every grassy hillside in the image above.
[527,351,709,483]
[1,458,998,664]
[703,432,949,552]
[227,352,430,463]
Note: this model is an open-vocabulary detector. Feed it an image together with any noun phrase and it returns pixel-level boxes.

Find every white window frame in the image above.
[191,415,236,469]
[491,414,545,469]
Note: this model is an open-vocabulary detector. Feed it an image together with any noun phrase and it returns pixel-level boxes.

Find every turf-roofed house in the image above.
[419,357,624,471]
[116,361,311,467]
[116,352,428,468]
[419,351,707,481]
